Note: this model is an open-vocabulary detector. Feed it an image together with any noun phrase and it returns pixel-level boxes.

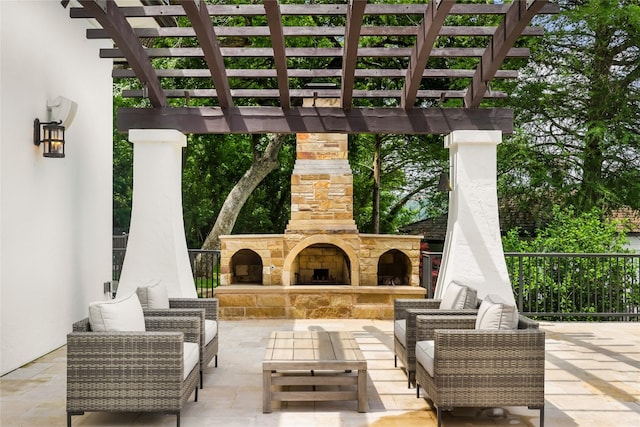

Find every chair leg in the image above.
[540,406,544,427]
[437,407,442,427]
[416,384,420,398]
[215,355,218,367]
[67,411,83,427]
[200,371,203,389]
[394,355,397,367]
[195,386,198,402]
[176,412,180,427]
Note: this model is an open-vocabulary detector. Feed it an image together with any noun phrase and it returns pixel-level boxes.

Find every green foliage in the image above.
[502,206,630,253]
[503,206,637,320]
[505,0,640,214]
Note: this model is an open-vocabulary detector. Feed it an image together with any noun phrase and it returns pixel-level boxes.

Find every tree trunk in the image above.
[201,133,286,250]
[578,21,613,212]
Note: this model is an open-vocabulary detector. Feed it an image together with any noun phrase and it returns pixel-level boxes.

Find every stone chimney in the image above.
[285,97,358,234]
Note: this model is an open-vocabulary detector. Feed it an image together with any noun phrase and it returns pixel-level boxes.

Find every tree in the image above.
[200,133,290,250]
[503,0,640,215]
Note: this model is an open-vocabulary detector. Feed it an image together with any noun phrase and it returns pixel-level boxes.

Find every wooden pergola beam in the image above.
[402,0,455,109]
[121,88,507,100]
[71,3,559,19]
[87,25,545,39]
[264,0,290,108]
[180,0,232,108]
[100,47,531,59]
[112,68,519,80]
[77,0,166,108]
[464,0,548,108]
[341,0,367,109]
[117,106,514,135]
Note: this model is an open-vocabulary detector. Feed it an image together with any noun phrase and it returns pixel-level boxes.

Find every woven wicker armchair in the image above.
[393,292,478,387]
[414,314,545,427]
[66,316,201,427]
[144,297,219,388]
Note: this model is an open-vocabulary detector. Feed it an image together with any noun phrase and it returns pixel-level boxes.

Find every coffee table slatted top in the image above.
[264,331,366,370]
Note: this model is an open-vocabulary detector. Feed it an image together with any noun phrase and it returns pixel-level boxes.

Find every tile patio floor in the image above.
[1,319,639,427]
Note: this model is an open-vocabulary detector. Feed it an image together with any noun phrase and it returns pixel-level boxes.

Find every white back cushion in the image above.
[136,280,169,309]
[439,282,476,310]
[89,293,146,332]
[475,294,518,330]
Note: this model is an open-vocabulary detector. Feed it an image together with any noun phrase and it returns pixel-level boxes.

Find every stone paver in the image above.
[1,319,639,426]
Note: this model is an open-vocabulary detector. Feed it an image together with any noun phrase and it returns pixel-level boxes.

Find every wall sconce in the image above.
[437,172,451,192]
[33,96,77,158]
[34,119,65,157]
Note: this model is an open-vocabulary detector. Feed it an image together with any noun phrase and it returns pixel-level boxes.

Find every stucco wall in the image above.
[1,1,112,374]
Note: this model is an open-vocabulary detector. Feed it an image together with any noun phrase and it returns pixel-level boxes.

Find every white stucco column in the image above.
[435,130,514,305]
[116,129,197,299]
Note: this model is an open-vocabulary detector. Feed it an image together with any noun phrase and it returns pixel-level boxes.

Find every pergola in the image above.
[69,0,558,135]
[67,0,559,303]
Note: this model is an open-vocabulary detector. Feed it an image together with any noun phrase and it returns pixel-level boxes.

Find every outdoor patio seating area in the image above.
[2,319,638,427]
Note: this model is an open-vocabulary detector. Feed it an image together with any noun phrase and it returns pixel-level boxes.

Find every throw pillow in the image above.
[88,292,146,332]
[136,280,170,309]
[439,281,477,310]
[475,294,517,330]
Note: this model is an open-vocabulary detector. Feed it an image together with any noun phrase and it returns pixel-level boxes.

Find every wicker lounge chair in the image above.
[393,282,478,387]
[66,316,201,427]
[143,297,219,389]
[414,313,545,427]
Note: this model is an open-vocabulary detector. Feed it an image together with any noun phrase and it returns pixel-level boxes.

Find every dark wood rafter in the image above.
[121,88,508,100]
[117,107,514,135]
[68,1,559,135]
[464,0,548,108]
[100,46,531,59]
[401,0,455,109]
[264,0,290,109]
[87,25,545,39]
[180,0,232,108]
[77,0,166,108]
[112,68,519,80]
[341,0,367,109]
[70,3,559,19]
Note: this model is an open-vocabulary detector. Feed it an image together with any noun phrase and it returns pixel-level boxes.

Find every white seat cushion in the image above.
[204,319,218,345]
[439,281,477,310]
[183,342,200,380]
[88,293,146,332]
[394,319,407,347]
[475,294,518,330]
[136,280,169,309]
[416,340,435,377]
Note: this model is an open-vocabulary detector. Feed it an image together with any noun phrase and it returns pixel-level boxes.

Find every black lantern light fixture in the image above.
[34,119,65,158]
[437,171,451,192]
[33,96,77,159]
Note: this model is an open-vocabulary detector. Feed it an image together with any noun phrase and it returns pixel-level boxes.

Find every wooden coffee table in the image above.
[263,331,367,413]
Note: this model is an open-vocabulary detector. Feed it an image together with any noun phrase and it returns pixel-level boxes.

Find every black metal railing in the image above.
[113,247,638,320]
[421,252,640,321]
[112,249,220,298]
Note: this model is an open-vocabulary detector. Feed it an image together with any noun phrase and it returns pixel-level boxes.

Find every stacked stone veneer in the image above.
[214,284,425,319]
[218,98,424,319]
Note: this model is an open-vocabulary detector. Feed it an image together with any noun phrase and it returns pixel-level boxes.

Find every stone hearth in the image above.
[218,98,424,319]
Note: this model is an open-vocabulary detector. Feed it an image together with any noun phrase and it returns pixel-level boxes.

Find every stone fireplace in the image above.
[217,98,425,319]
